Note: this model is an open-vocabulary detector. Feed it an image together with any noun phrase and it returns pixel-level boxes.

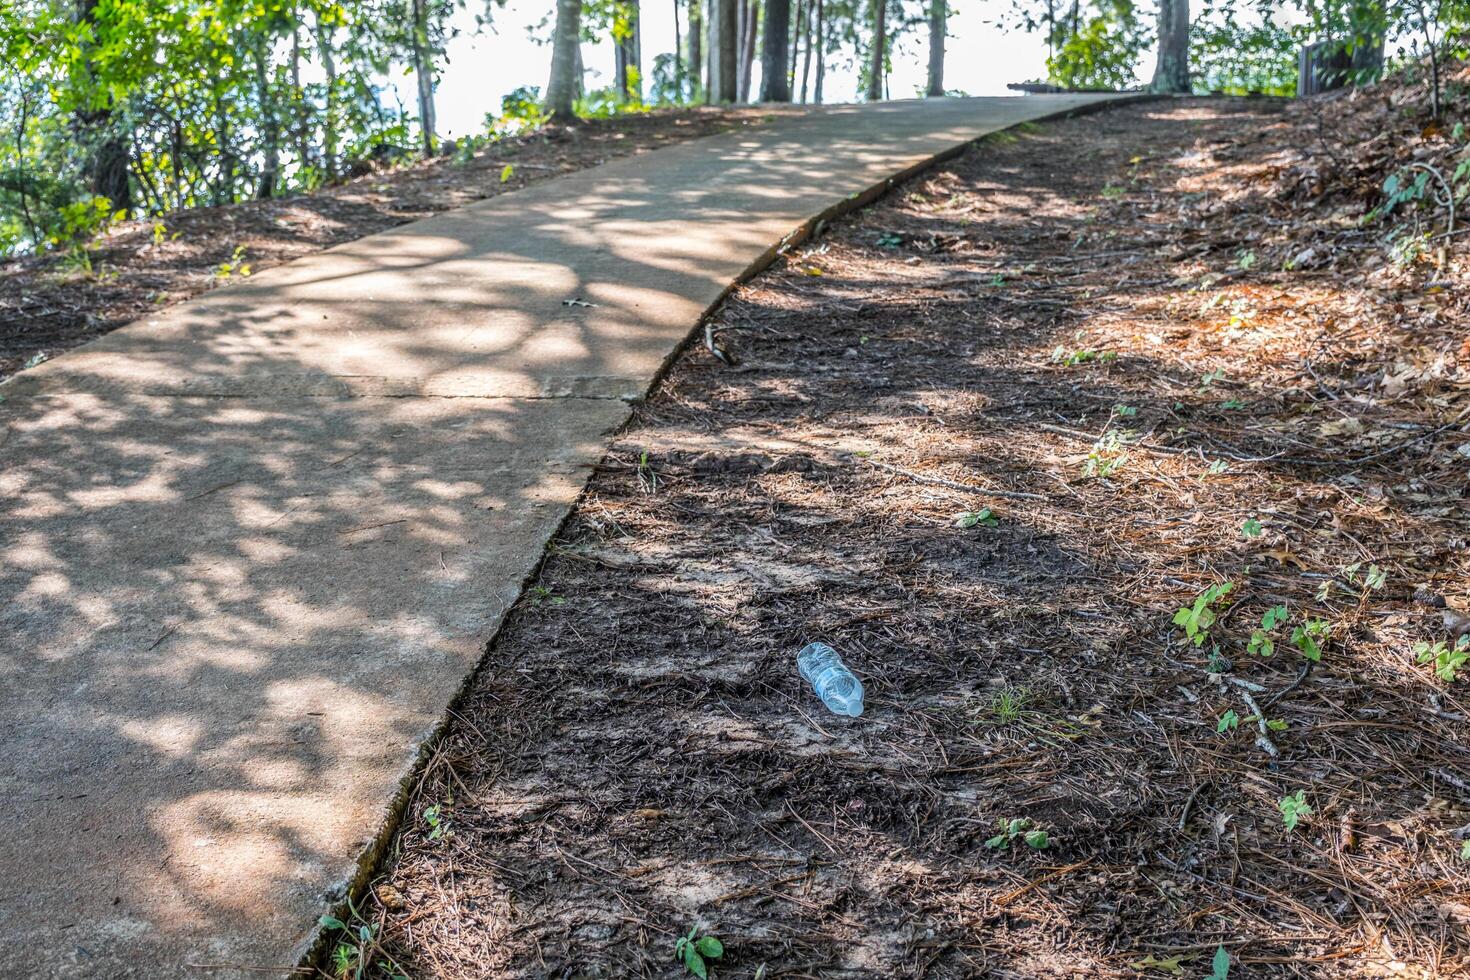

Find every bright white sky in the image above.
[423,1,1062,139]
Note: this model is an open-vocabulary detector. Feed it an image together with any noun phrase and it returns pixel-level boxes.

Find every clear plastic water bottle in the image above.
[797,642,865,717]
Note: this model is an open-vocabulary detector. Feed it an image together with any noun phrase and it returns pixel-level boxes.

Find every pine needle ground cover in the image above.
[355,92,1470,979]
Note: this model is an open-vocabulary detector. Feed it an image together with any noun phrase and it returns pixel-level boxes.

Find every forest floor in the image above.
[352,92,1470,979]
[0,105,769,380]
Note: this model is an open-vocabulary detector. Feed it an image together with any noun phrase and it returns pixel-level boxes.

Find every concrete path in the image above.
[0,94,1120,977]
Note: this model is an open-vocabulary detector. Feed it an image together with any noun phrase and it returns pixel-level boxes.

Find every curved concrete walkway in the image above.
[0,94,1121,978]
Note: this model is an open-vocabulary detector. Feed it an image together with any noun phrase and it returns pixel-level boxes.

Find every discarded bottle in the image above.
[797,642,865,717]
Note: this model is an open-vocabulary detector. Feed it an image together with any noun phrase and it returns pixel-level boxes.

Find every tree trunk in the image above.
[798,0,814,101]
[615,0,642,102]
[411,0,437,154]
[866,0,886,102]
[688,0,703,98]
[759,0,791,102]
[707,0,738,102]
[736,0,758,102]
[926,0,945,96]
[545,0,583,118]
[673,0,684,97]
[813,0,824,103]
[314,10,339,179]
[254,43,280,198]
[1150,0,1190,93]
[74,0,133,212]
[788,0,803,91]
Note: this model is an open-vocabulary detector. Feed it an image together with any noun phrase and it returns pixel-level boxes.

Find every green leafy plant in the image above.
[1083,429,1133,478]
[1414,635,1470,682]
[1051,347,1116,366]
[674,925,724,978]
[1211,944,1231,980]
[985,817,1050,850]
[1247,604,1288,657]
[1240,518,1262,538]
[499,163,515,183]
[528,585,564,607]
[215,244,251,279]
[1236,248,1256,271]
[1289,618,1330,662]
[876,232,903,248]
[985,686,1030,723]
[1278,790,1312,831]
[1216,709,1240,733]
[1173,582,1234,647]
[954,508,998,529]
[320,899,408,979]
[1460,839,1470,862]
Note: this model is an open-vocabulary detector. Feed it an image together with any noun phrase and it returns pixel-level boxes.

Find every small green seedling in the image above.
[1240,518,1262,538]
[1173,582,1234,647]
[1216,709,1240,733]
[320,899,409,980]
[1114,404,1137,417]
[1247,604,1288,657]
[424,801,449,840]
[1211,944,1231,980]
[1460,839,1470,862]
[1278,790,1312,831]
[1221,398,1245,410]
[1206,459,1230,475]
[1236,249,1256,271]
[985,817,1050,850]
[674,925,724,978]
[216,244,251,279]
[1051,347,1116,367]
[1199,369,1227,389]
[1290,618,1330,662]
[1083,429,1132,478]
[637,450,660,493]
[876,232,903,248]
[955,508,998,529]
[528,585,564,607]
[1415,635,1470,682]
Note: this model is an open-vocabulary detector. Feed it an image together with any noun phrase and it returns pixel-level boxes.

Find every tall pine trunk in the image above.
[788,0,803,91]
[545,0,583,118]
[866,0,886,102]
[1150,0,1190,93]
[254,42,280,198]
[411,0,437,154]
[798,0,814,102]
[736,0,758,102]
[926,0,945,96]
[759,0,791,102]
[812,0,824,103]
[615,0,642,102]
[688,0,704,98]
[707,0,737,102]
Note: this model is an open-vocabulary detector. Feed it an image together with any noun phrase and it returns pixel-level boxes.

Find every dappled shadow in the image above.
[0,94,1120,976]
[363,97,1470,978]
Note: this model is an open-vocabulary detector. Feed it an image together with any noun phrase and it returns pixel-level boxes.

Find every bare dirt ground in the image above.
[0,106,769,380]
[339,94,1470,980]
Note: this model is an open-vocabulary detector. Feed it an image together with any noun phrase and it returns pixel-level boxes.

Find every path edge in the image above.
[292,92,1158,977]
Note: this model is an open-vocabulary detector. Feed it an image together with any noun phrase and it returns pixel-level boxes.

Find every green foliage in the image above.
[674,925,724,979]
[1278,790,1312,831]
[1415,634,1470,682]
[984,816,1051,850]
[1191,2,1300,95]
[1247,604,1288,657]
[319,898,409,979]
[1289,618,1330,662]
[1173,582,1234,647]
[1211,944,1232,980]
[1045,0,1147,90]
[954,508,998,528]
